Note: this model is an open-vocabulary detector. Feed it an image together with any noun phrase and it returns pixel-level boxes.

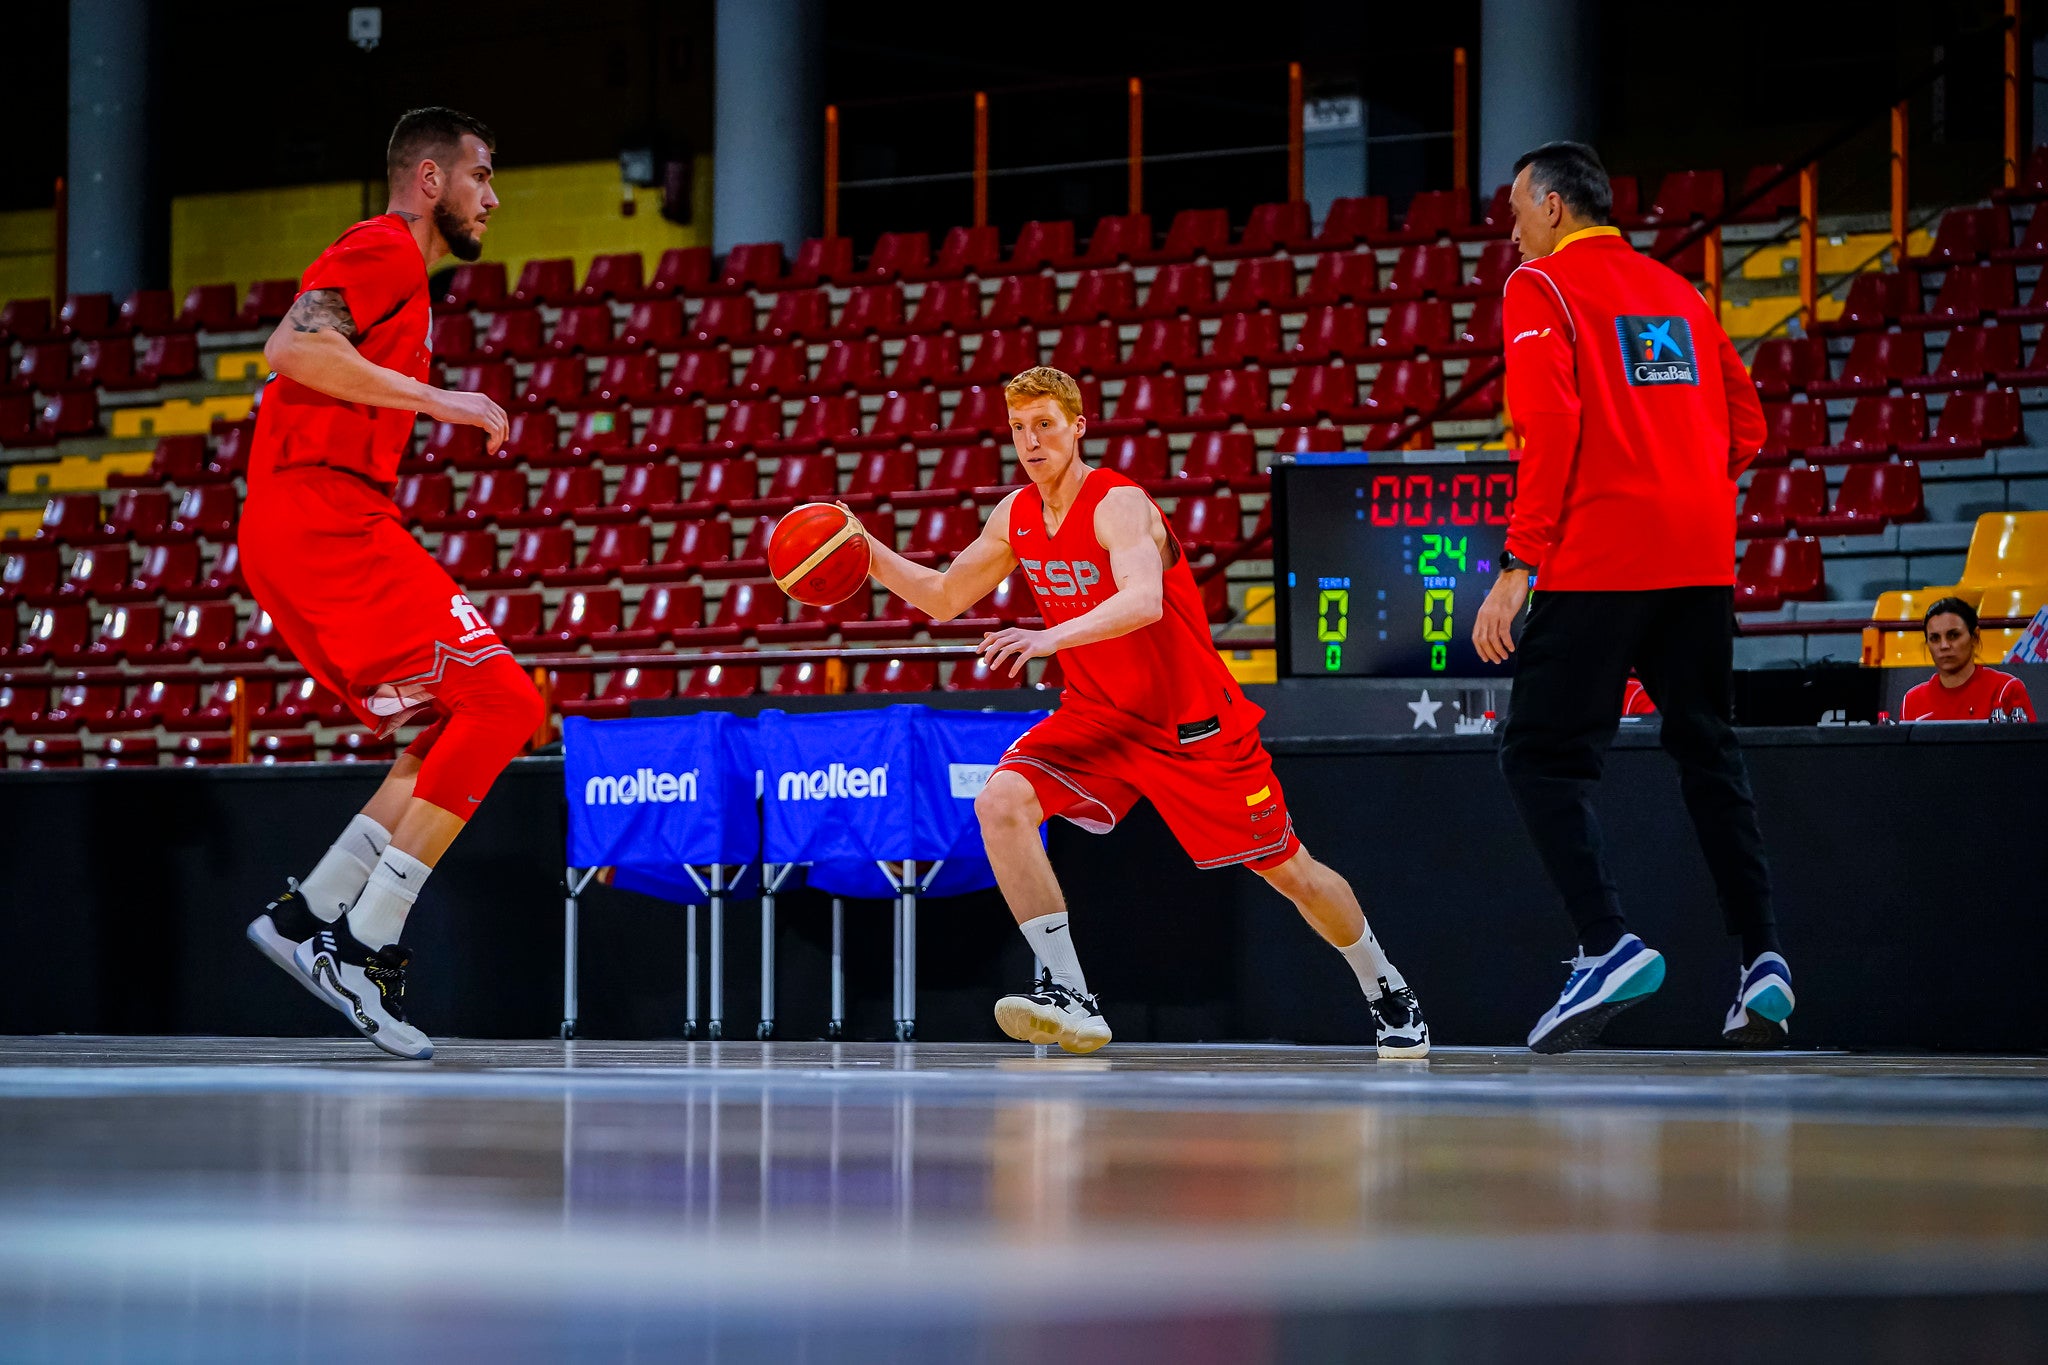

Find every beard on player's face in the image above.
[433,199,485,262]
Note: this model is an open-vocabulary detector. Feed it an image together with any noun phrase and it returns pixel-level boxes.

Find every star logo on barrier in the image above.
[1407,689,1443,730]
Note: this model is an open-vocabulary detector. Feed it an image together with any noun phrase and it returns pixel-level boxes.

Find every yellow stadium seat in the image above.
[1975,583,2048,662]
[1865,585,1981,667]
[1959,512,2048,589]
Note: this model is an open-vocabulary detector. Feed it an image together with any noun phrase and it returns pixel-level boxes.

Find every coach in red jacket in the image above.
[1471,142,1790,1055]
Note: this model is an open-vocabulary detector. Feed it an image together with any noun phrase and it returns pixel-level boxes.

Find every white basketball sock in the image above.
[347,846,431,951]
[1020,911,1088,995]
[1339,922,1405,1000]
[299,814,391,923]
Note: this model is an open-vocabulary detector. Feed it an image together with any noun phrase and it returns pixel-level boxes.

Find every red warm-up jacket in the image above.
[1501,226,1767,591]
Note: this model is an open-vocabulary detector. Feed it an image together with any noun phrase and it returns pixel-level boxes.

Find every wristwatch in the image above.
[1499,550,1535,574]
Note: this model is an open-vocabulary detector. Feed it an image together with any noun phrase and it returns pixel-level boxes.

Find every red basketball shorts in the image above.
[239,466,514,737]
[996,704,1301,873]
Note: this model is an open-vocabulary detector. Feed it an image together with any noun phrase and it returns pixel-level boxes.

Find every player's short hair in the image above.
[1513,141,1613,225]
[1924,595,1979,634]
[387,107,496,188]
[1004,366,1083,420]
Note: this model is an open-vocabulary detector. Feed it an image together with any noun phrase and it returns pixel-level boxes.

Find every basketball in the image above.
[769,502,871,605]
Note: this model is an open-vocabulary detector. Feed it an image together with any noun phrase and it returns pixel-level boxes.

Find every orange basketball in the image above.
[768,502,871,606]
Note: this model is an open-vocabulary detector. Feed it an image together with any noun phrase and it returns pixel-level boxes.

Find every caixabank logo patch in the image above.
[1613,314,1699,386]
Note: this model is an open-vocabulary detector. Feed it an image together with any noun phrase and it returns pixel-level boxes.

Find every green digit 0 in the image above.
[1324,642,1343,671]
[1423,588,1455,643]
[1316,589,1349,642]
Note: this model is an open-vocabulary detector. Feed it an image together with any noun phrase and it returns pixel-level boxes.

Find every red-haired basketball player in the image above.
[239,108,542,1059]
[858,366,1427,1057]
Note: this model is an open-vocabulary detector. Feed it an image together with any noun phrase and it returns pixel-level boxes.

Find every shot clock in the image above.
[1273,453,1518,679]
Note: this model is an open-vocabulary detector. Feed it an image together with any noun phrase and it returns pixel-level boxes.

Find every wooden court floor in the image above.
[0,1038,2044,1363]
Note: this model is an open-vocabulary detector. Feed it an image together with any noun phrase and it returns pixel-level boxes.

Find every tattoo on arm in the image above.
[285,288,358,340]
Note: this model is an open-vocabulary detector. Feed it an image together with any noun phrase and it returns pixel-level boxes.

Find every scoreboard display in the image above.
[1274,453,1518,679]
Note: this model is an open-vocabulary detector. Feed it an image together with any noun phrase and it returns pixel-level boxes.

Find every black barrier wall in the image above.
[3,726,2044,1049]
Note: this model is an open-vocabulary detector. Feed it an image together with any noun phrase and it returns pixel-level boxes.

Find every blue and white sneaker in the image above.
[1723,952,1794,1047]
[1527,933,1666,1054]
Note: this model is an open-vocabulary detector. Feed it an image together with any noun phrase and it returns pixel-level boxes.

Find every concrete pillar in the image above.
[1477,0,1594,197]
[713,0,821,255]
[68,0,156,296]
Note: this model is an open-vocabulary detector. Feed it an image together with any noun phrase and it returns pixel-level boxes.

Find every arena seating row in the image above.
[1756,390,2023,463]
[1754,327,2048,400]
[0,284,291,345]
[7,732,394,769]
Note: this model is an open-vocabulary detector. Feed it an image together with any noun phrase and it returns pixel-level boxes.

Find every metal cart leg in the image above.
[561,867,597,1040]
[828,897,845,1040]
[708,864,725,1041]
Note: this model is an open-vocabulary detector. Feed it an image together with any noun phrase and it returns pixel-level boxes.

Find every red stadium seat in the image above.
[680,664,759,700]
[620,298,686,351]
[534,588,625,646]
[561,666,677,719]
[37,391,99,440]
[961,329,1040,384]
[231,608,289,660]
[1900,388,2023,459]
[938,383,1014,443]
[120,289,180,335]
[763,287,832,343]
[894,443,1003,507]
[38,683,127,733]
[770,660,836,696]
[1216,258,1296,312]
[591,353,662,407]
[421,414,508,470]
[1749,337,1831,400]
[395,473,457,529]
[481,591,546,649]
[432,529,500,586]
[1640,170,1725,225]
[448,361,517,408]
[258,677,351,729]
[104,541,199,603]
[901,505,979,564]
[556,408,632,464]
[651,247,713,295]
[858,657,939,694]
[1191,367,1274,426]
[611,582,707,648]
[764,584,877,643]
[917,225,1003,282]
[1458,184,1515,239]
[0,392,36,447]
[1121,317,1202,375]
[1906,324,2022,392]
[13,602,94,664]
[33,494,100,546]
[1738,466,1827,535]
[515,466,604,527]
[136,333,202,386]
[100,735,161,767]
[1308,196,1390,249]
[790,237,854,286]
[1101,433,1173,491]
[1289,305,1369,364]
[480,309,547,361]
[329,733,397,763]
[1225,200,1313,257]
[1,544,60,606]
[1908,206,2011,268]
[1383,189,1471,244]
[1729,164,1800,222]
[984,275,1060,330]
[13,341,75,393]
[853,390,944,449]
[813,338,888,394]
[1095,371,1189,436]
[1076,213,1153,267]
[1904,263,2015,327]
[716,243,786,293]
[1359,359,1444,420]
[1179,430,1264,491]
[1381,244,1463,299]
[736,343,809,398]
[0,685,49,733]
[1152,208,1231,263]
[1444,298,1505,358]
[907,279,983,333]
[674,455,758,515]
[1060,269,1140,324]
[1808,394,1927,462]
[771,392,866,453]
[677,579,785,644]
[1139,262,1219,317]
[441,263,508,311]
[77,338,144,391]
[1170,490,1245,553]
[687,296,757,348]
[1,298,55,345]
[580,252,647,301]
[653,355,729,412]
[858,231,931,283]
[166,485,238,541]
[834,284,911,340]
[1200,313,1285,369]
[890,334,963,389]
[1050,321,1122,377]
[512,258,577,307]
[548,304,621,355]
[1808,330,1925,397]
[107,434,207,488]
[1734,536,1824,609]
[1002,220,1078,274]
[1820,271,1920,334]
[1793,461,1925,535]
[54,545,129,602]
[452,469,529,527]
[842,448,923,509]
[1276,363,1362,423]
[1992,202,2048,262]
[239,280,297,327]
[735,452,839,512]
[476,526,577,588]
[1457,241,1523,300]
[1374,299,1453,359]
[516,355,589,411]
[430,313,481,364]
[178,542,244,601]
[85,603,163,661]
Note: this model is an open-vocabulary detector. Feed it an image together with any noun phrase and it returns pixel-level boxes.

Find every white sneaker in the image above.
[1527,933,1666,1055]
[295,922,434,1060]
[994,976,1113,1055]
[1369,984,1430,1059]
[245,879,337,1008]
[1723,952,1795,1047]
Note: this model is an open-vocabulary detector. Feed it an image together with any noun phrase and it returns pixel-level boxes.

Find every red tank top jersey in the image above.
[250,214,432,490]
[1009,466,1263,749]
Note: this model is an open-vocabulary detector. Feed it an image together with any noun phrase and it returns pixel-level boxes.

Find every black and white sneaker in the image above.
[994,975,1113,1055]
[245,880,336,1007]
[294,920,434,1060]
[1369,983,1430,1059]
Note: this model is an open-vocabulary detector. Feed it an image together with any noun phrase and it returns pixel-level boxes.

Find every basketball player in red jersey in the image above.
[239,108,543,1059]
[859,367,1427,1057]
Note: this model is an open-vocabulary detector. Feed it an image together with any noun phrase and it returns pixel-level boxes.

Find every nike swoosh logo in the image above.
[392,869,408,881]
[467,795,482,804]
[1042,924,1063,935]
